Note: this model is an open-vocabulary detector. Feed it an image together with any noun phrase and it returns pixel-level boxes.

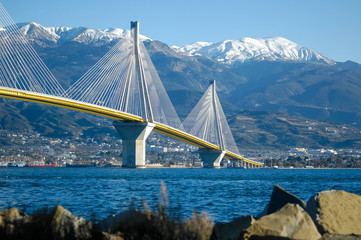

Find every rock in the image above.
[0,207,30,235]
[92,231,124,240]
[95,209,143,233]
[243,203,321,240]
[49,205,92,240]
[306,190,361,235]
[321,234,361,240]
[212,215,255,240]
[257,184,306,218]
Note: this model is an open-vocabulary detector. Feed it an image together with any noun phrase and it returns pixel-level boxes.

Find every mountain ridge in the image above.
[17,22,335,65]
[16,22,150,47]
[173,37,335,65]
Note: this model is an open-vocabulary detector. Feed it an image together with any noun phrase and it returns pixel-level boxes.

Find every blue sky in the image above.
[2,0,361,63]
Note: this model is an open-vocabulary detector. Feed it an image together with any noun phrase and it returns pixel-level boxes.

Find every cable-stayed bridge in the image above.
[0,4,263,168]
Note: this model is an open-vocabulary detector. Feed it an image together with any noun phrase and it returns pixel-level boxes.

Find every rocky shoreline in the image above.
[1,185,360,240]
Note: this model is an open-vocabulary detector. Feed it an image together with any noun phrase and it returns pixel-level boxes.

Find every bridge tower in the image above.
[198,80,226,168]
[113,21,155,168]
[182,79,243,168]
[182,79,240,168]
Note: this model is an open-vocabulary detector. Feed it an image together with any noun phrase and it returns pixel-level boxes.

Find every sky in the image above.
[2,0,361,63]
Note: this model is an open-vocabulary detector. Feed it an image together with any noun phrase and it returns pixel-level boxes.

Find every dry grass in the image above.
[1,182,214,240]
[106,181,214,240]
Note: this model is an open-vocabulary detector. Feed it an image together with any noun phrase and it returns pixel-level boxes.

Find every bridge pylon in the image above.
[63,19,183,168]
[200,80,226,168]
[182,80,240,168]
[199,80,225,168]
[114,21,154,168]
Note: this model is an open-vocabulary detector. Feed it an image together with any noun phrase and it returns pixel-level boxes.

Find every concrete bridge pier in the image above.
[113,121,155,168]
[199,150,226,168]
[233,160,240,168]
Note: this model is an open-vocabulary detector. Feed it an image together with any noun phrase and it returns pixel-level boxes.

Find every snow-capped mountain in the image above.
[17,22,334,65]
[16,22,150,47]
[174,37,335,65]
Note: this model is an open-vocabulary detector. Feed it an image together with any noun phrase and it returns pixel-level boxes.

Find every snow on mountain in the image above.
[172,41,212,55]
[175,37,335,65]
[16,22,150,47]
[15,22,334,65]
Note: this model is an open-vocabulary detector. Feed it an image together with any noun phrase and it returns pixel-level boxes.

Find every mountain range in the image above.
[173,37,335,65]
[1,22,360,151]
[18,22,334,65]
[16,22,150,47]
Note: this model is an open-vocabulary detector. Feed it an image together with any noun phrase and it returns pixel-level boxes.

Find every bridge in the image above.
[0,4,263,168]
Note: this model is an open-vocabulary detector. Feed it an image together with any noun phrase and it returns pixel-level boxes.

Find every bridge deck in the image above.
[0,87,263,166]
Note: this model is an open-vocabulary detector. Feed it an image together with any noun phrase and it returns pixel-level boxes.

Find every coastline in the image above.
[1,164,361,169]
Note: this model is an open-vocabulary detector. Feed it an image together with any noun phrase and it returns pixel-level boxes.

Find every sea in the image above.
[0,168,360,223]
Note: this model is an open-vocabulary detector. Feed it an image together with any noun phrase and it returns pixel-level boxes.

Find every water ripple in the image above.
[0,168,360,222]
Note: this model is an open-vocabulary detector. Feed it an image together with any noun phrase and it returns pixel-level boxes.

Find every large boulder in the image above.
[0,207,30,235]
[95,209,143,233]
[243,203,321,240]
[49,205,92,240]
[306,190,361,235]
[257,185,306,218]
[212,215,255,240]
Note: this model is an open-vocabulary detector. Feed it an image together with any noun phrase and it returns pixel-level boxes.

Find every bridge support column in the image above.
[234,160,240,168]
[199,150,226,168]
[113,121,155,168]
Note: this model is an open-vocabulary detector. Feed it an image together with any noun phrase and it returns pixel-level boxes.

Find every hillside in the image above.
[1,97,360,152]
[230,110,361,150]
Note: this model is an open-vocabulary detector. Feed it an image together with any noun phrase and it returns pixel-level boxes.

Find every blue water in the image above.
[0,168,360,222]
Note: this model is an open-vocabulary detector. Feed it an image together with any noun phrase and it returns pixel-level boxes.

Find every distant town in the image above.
[0,130,360,168]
